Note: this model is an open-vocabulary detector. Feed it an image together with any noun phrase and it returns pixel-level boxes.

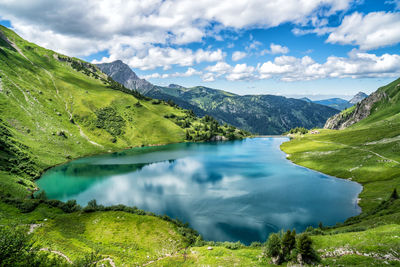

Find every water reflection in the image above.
[38,138,362,244]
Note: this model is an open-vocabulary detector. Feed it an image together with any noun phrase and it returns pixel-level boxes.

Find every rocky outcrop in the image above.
[349,91,368,104]
[210,135,228,141]
[168,84,186,89]
[96,60,155,94]
[324,91,387,130]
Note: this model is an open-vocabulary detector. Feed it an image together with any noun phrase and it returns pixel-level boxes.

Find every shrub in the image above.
[83,199,101,212]
[250,241,262,247]
[16,200,40,213]
[0,225,62,266]
[296,233,319,264]
[265,233,281,258]
[60,200,81,213]
[390,188,398,200]
[223,241,243,250]
[95,107,126,136]
[281,230,296,260]
[35,190,47,200]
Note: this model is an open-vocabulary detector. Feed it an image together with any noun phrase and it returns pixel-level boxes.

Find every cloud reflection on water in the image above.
[38,138,362,244]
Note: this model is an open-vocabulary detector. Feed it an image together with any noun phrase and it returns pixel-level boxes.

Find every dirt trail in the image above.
[96,257,116,267]
[40,248,117,266]
[142,250,183,266]
[28,223,42,234]
[320,247,400,262]
[39,248,73,264]
[315,140,400,165]
[42,68,103,148]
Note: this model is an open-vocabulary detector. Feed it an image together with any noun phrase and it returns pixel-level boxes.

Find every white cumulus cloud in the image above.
[262,43,290,55]
[326,11,400,50]
[0,0,354,70]
[232,51,247,61]
[258,51,400,81]
[226,64,256,81]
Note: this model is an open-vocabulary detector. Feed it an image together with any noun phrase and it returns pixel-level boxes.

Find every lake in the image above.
[37,137,362,244]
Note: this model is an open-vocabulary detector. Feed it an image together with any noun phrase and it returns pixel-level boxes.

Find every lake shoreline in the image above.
[280,139,364,216]
[38,137,363,243]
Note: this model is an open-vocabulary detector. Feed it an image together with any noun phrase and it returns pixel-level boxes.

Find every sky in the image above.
[0,0,400,100]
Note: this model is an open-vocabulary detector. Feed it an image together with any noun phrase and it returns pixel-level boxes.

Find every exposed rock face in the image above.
[210,135,228,141]
[349,91,368,104]
[324,91,387,130]
[168,84,186,89]
[96,60,154,94]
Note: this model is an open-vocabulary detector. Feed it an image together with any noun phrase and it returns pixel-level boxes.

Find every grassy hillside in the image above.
[280,78,400,265]
[0,25,247,198]
[97,61,339,135]
[281,78,400,212]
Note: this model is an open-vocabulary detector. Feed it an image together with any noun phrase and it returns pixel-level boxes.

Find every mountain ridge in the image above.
[324,79,398,129]
[97,60,339,134]
[349,91,368,104]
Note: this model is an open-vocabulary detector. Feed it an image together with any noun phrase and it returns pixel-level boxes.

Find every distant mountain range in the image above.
[300,93,368,111]
[97,61,340,134]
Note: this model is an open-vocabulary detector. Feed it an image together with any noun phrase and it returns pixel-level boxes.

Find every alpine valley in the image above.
[97,60,340,134]
[0,18,399,267]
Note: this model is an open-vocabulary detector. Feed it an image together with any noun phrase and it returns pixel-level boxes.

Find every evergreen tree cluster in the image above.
[94,107,126,138]
[0,119,40,179]
[106,77,149,101]
[285,127,309,135]
[264,230,319,265]
[58,55,100,79]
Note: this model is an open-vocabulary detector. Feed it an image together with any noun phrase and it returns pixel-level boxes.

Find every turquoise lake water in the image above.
[37,137,362,244]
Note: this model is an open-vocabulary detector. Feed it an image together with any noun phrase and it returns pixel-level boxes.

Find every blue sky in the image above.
[1,0,400,99]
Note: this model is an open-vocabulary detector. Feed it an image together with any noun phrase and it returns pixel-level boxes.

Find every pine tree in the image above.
[390,188,398,200]
[281,230,296,259]
[265,233,281,258]
[296,233,318,264]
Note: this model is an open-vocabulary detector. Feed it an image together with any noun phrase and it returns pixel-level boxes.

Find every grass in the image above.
[33,211,189,266]
[281,115,400,212]
[279,78,400,265]
[152,246,270,266]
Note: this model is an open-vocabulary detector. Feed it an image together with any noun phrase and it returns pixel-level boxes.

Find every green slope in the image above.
[97,61,339,135]
[0,25,247,198]
[280,78,400,265]
[282,77,400,212]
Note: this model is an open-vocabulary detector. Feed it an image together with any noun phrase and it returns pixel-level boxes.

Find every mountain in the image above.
[97,60,339,134]
[324,81,397,129]
[349,91,368,104]
[168,83,186,89]
[313,98,353,111]
[300,97,312,102]
[96,60,155,94]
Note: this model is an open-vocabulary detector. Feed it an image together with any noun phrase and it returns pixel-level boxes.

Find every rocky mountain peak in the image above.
[96,60,154,94]
[349,92,368,104]
[324,91,387,130]
[168,84,186,89]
